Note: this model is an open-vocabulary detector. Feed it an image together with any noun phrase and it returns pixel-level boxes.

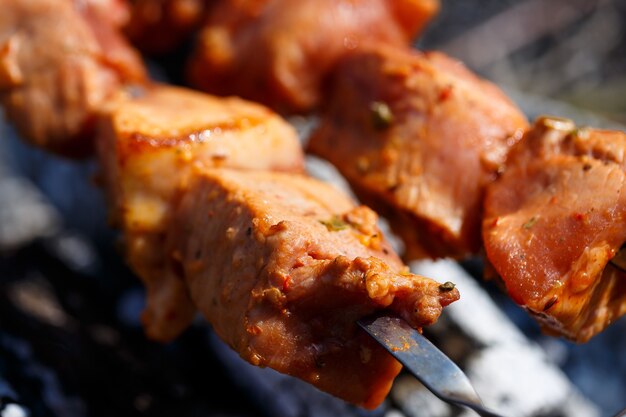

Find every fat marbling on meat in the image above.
[308,43,528,260]
[483,116,626,342]
[167,168,459,408]
[187,0,440,113]
[0,0,147,156]
[97,85,304,341]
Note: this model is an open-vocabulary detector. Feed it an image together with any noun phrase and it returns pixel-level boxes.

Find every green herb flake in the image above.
[320,216,348,232]
[439,281,456,292]
[571,127,590,140]
[370,101,393,130]
[522,216,538,230]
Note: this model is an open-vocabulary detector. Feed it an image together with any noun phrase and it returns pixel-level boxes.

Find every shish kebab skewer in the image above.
[0,0,459,409]
[3,0,620,404]
[179,0,626,342]
[307,43,626,342]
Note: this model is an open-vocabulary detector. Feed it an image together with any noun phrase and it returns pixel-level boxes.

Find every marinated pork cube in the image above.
[167,168,459,408]
[0,0,146,156]
[483,116,626,342]
[187,0,439,113]
[308,43,528,259]
[97,85,304,340]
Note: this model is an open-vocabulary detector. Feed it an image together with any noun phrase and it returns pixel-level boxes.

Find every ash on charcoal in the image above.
[6,276,74,329]
[0,177,60,251]
[1,404,28,417]
[39,234,99,278]
[390,375,452,417]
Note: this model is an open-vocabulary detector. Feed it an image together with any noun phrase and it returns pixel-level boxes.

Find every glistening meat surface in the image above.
[483,117,626,342]
[167,168,459,408]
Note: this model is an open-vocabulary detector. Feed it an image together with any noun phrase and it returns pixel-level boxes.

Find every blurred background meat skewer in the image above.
[185,0,440,113]
[0,0,147,156]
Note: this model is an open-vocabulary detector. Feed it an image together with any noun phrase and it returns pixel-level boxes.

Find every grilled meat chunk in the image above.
[187,0,439,113]
[167,168,459,408]
[483,117,626,342]
[308,43,528,259]
[97,85,304,341]
[0,0,147,156]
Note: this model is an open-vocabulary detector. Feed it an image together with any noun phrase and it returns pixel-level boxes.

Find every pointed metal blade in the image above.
[357,313,503,417]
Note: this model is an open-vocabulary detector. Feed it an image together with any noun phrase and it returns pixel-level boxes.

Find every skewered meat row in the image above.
[186,0,440,113]
[483,117,626,342]
[0,0,147,156]
[186,0,623,339]
[304,40,626,339]
[0,0,459,408]
[2,0,621,406]
[124,0,626,342]
[308,43,528,259]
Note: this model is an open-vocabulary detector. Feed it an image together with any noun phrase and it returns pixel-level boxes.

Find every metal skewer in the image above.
[358,313,504,417]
